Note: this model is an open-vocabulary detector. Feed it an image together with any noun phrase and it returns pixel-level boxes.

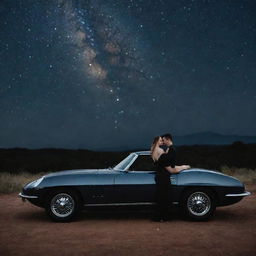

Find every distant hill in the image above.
[95,132,256,151]
[1,132,255,152]
[104,132,256,150]
[174,132,256,146]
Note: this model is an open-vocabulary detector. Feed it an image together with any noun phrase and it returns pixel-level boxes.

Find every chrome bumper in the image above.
[19,192,38,201]
[225,191,251,197]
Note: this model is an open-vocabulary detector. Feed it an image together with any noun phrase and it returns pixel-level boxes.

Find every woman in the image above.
[151,136,165,162]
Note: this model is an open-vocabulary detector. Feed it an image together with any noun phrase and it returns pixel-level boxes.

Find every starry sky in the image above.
[0,0,256,150]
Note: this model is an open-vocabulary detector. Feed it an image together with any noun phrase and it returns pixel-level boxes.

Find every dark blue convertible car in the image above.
[19,151,251,221]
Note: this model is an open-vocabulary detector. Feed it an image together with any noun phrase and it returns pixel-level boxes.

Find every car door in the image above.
[114,170,156,203]
[114,155,157,203]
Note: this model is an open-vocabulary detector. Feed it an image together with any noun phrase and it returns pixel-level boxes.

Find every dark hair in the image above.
[161,133,173,141]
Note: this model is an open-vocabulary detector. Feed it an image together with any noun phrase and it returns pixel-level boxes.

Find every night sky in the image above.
[0,0,256,150]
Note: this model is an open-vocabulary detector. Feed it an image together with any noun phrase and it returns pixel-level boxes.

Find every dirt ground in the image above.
[0,185,255,256]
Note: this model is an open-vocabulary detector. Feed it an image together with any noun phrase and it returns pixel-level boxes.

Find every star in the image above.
[0,0,255,150]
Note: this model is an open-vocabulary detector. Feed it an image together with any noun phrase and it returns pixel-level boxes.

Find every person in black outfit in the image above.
[151,134,190,222]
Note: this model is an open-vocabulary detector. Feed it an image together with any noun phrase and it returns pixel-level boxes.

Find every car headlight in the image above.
[29,176,44,187]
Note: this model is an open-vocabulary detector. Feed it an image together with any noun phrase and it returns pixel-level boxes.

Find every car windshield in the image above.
[114,151,153,171]
[114,153,138,170]
[128,155,156,171]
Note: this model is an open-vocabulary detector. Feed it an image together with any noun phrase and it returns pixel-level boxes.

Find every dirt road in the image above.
[0,185,255,256]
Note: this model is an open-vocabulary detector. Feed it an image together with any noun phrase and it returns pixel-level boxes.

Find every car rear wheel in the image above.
[181,188,216,221]
[45,189,81,222]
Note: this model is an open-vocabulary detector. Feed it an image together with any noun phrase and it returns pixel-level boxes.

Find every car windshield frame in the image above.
[113,151,151,171]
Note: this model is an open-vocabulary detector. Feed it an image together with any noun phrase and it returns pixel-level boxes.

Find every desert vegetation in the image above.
[0,172,47,194]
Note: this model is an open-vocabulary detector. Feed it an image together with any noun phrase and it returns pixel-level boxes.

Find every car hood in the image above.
[44,168,112,178]
[36,168,117,188]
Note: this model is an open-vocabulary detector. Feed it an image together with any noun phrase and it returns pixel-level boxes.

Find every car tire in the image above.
[45,189,82,222]
[181,188,216,221]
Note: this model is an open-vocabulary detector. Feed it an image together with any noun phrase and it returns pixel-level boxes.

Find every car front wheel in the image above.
[45,189,81,222]
[181,189,216,221]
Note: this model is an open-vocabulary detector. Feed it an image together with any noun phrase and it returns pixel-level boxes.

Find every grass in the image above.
[0,172,47,194]
[0,167,255,194]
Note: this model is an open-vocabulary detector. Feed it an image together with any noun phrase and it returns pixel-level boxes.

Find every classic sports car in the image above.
[19,151,251,222]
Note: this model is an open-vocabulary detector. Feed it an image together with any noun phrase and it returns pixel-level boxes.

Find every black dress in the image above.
[154,147,176,219]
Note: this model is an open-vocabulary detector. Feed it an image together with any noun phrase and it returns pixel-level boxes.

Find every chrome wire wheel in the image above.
[187,191,211,217]
[50,193,75,218]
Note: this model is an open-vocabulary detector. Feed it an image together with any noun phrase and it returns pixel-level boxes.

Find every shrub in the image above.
[0,172,46,194]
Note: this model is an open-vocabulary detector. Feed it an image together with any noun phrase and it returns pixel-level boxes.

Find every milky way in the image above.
[0,0,256,150]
